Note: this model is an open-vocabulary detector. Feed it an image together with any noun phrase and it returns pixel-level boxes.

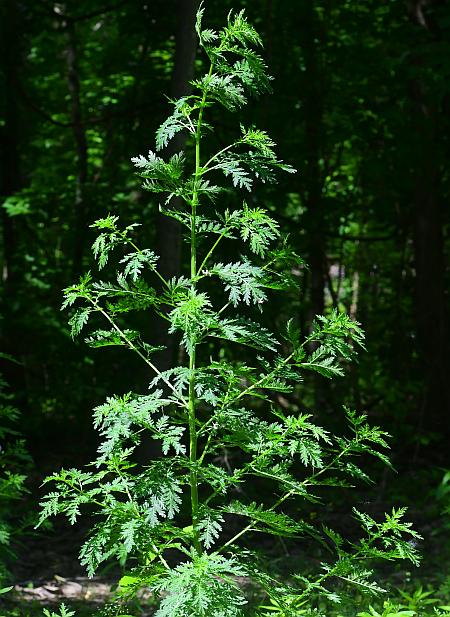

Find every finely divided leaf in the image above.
[211,260,267,306]
[120,249,158,281]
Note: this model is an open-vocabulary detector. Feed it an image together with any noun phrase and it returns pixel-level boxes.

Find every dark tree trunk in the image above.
[412,97,449,439]
[299,3,326,326]
[63,15,89,277]
[408,7,450,444]
[137,1,200,462]
[0,0,21,289]
[0,0,27,398]
[154,0,200,371]
[297,3,327,407]
[157,0,201,280]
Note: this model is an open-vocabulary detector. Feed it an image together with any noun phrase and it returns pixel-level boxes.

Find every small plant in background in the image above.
[38,6,420,616]
[396,585,440,613]
[42,605,76,617]
[436,470,450,525]
[357,602,415,617]
[0,354,31,591]
[349,584,450,617]
[258,594,310,616]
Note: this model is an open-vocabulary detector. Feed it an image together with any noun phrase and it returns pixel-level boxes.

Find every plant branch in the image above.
[90,299,188,407]
[187,60,215,555]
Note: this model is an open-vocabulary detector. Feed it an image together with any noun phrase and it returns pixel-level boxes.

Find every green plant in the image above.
[258,594,310,616]
[0,354,31,587]
[38,6,420,616]
[436,470,450,525]
[357,602,415,617]
[42,605,76,617]
[397,585,440,613]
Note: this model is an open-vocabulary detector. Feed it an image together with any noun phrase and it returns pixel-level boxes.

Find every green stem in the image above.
[90,298,188,408]
[230,351,295,405]
[188,61,215,555]
[202,141,240,170]
[198,430,213,466]
[188,350,201,553]
[198,327,320,457]
[197,228,228,275]
[219,489,296,552]
[120,232,170,289]
[219,442,355,551]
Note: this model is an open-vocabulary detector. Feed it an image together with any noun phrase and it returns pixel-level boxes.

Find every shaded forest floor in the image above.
[1,466,449,616]
[2,509,449,615]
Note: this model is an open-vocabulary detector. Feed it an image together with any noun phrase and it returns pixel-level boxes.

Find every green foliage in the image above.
[436,470,450,525]
[357,603,415,617]
[210,260,267,307]
[396,585,441,613]
[38,6,420,616]
[257,582,450,617]
[42,605,75,617]
[0,365,31,585]
[152,552,246,617]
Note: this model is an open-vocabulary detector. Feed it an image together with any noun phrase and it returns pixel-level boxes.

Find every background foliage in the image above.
[0,0,449,614]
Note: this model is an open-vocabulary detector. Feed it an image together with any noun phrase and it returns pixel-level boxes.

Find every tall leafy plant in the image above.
[38,7,420,616]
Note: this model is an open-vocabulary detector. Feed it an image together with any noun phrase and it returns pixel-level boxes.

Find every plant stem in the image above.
[219,443,355,551]
[188,62,214,555]
[120,232,170,289]
[202,141,240,170]
[188,350,201,553]
[90,298,188,407]
[230,351,295,404]
[197,228,228,275]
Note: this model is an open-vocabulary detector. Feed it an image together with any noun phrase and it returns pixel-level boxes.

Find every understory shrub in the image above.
[0,356,31,591]
[38,6,420,616]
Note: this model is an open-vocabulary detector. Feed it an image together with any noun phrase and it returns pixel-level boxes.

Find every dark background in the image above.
[0,0,449,521]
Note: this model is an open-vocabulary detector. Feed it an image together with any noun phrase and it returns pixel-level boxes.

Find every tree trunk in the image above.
[0,0,21,288]
[297,3,327,407]
[408,7,450,445]
[154,0,200,371]
[62,14,89,277]
[0,0,27,399]
[298,2,326,326]
[412,95,449,440]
